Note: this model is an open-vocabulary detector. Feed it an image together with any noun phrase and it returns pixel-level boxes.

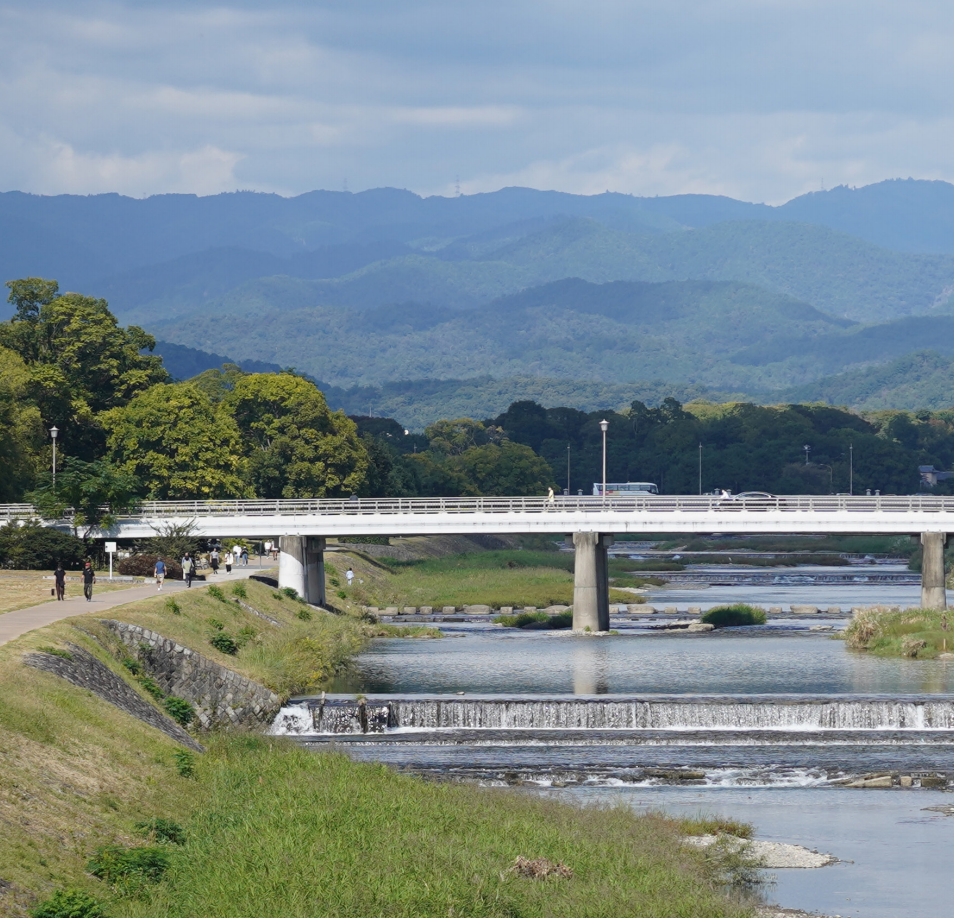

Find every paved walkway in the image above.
[0,565,274,647]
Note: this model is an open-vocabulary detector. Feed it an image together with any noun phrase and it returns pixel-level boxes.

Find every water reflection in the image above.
[571,641,610,694]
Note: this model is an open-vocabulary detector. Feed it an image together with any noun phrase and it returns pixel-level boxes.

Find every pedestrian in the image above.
[154,557,166,591]
[241,547,248,566]
[346,566,354,587]
[82,561,95,602]
[182,553,194,588]
[547,486,555,507]
[210,548,219,575]
[225,549,233,574]
[54,561,66,601]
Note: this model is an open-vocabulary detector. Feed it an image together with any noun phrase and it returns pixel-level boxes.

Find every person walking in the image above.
[241,546,248,566]
[210,548,219,575]
[182,553,194,588]
[82,561,95,602]
[54,562,66,601]
[346,566,354,588]
[225,549,233,574]
[154,557,166,591]
[547,486,555,507]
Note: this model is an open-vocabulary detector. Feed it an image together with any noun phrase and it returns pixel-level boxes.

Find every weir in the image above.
[270,694,954,735]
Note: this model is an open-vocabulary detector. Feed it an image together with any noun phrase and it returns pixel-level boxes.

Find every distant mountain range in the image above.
[6,178,954,419]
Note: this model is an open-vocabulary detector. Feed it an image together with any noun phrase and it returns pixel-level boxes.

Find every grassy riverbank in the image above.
[121,737,752,918]
[338,548,643,609]
[845,607,954,659]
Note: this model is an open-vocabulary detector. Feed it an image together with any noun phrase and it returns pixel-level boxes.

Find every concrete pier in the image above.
[920,531,948,610]
[572,532,614,631]
[279,535,326,606]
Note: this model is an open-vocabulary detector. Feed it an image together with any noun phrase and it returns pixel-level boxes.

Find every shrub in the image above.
[236,625,258,648]
[121,658,142,676]
[272,591,284,601]
[336,589,347,600]
[281,587,300,600]
[135,817,186,845]
[231,582,247,599]
[172,749,195,778]
[207,585,226,602]
[116,553,183,579]
[206,617,224,631]
[296,608,313,621]
[163,696,196,727]
[87,845,170,884]
[138,676,164,701]
[700,605,767,628]
[30,889,108,918]
[0,521,86,570]
[165,597,181,615]
[209,632,239,655]
[493,611,573,630]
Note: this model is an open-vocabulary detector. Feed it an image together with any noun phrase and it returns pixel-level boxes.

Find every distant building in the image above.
[919,465,954,487]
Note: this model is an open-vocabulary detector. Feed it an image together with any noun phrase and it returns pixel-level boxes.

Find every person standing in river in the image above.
[82,561,95,602]
[54,562,66,601]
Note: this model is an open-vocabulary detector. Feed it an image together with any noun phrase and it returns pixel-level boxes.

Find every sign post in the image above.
[105,541,117,580]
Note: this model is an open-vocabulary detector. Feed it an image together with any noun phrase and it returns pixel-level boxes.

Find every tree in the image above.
[224,373,369,498]
[454,441,555,496]
[102,382,248,499]
[27,457,141,538]
[0,345,44,500]
[0,279,168,461]
[424,418,488,456]
[0,521,87,570]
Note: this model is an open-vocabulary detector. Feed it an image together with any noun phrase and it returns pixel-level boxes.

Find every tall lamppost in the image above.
[566,443,571,495]
[819,463,833,493]
[849,443,853,496]
[49,426,58,486]
[698,442,703,495]
[599,419,609,502]
[803,444,811,465]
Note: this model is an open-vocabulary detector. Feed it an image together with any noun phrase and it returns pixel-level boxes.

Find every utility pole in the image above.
[567,444,571,494]
[698,443,702,495]
[849,443,853,496]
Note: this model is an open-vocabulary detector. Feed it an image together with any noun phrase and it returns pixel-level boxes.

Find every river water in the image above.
[271,568,954,918]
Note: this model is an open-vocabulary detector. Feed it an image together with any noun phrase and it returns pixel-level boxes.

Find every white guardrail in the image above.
[4,494,954,521]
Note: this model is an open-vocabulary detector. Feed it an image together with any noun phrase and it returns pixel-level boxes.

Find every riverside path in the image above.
[2,493,952,631]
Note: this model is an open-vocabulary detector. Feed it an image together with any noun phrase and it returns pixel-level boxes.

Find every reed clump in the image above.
[700,605,767,628]
[845,607,953,658]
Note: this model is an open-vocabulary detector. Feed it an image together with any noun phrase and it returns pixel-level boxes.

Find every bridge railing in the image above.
[5,494,954,521]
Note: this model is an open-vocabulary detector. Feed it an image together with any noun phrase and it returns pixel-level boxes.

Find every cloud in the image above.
[2,1,954,200]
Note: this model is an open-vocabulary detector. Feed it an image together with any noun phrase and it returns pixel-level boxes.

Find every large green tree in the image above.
[102,383,247,499]
[225,373,369,498]
[0,345,44,500]
[0,278,168,461]
[454,441,555,496]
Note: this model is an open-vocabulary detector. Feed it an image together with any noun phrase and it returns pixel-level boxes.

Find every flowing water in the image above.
[270,568,954,917]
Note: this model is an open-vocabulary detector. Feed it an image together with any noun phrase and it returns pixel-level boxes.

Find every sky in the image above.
[2,0,954,204]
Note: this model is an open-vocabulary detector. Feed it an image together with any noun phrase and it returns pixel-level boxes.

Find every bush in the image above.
[845,607,952,658]
[30,889,108,918]
[0,521,86,570]
[207,585,226,602]
[87,845,170,884]
[236,625,258,648]
[296,608,312,621]
[206,618,224,631]
[165,597,181,615]
[493,611,573,629]
[209,632,239,655]
[163,696,196,727]
[231,582,247,599]
[121,658,142,676]
[281,587,300,600]
[138,676,164,701]
[700,605,767,628]
[117,554,183,579]
[135,817,186,845]
[172,749,195,778]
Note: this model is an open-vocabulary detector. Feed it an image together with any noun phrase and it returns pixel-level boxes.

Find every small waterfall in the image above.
[269,695,954,735]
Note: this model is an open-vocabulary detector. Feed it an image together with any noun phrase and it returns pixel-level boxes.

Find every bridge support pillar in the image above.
[279,536,326,606]
[920,532,948,610]
[571,532,614,632]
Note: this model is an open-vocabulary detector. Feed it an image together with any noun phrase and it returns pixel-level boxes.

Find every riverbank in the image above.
[0,575,762,917]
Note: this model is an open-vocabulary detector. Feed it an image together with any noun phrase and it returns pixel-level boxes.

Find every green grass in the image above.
[360,550,634,608]
[700,605,767,628]
[122,736,753,918]
[494,611,574,629]
[845,608,954,658]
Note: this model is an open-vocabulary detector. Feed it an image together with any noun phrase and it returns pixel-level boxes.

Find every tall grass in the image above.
[700,605,767,628]
[845,608,953,658]
[125,737,752,918]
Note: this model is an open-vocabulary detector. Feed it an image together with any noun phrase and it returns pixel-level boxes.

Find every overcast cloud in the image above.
[1,1,953,203]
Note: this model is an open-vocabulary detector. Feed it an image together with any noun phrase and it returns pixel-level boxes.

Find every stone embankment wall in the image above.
[101,620,281,730]
[24,644,203,751]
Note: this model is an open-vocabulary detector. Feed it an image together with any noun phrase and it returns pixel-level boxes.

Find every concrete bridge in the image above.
[3,493,951,629]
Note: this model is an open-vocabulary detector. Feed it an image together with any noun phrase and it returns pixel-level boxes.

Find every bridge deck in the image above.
[3,495,954,538]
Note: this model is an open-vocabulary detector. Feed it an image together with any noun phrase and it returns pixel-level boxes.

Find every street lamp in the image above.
[49,426,58,486]
[698,443,703,495]
[566,443,571,495]
[599,419,609,502]
[803,444,811,465]
[818,463,833,493]
[849,443,853,496]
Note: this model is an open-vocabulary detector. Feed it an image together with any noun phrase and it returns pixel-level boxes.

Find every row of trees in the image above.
[2,276,953,527]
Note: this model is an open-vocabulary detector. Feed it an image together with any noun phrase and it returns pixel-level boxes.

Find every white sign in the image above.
[105,541,117,553]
